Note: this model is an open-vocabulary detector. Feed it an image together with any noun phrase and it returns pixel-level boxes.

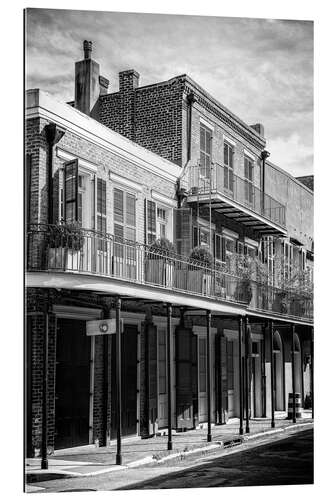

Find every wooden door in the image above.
[111,324,138,438]
[55,319,91,450]
[198,337,208,422]
[158,328,168,428]
[216,335,228,424]
[146,322,157,435]
[227,340,235,417]
[175,326,194,430]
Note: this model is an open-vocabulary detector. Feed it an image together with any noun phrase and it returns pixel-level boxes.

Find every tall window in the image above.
[157,207,167,239]
[261,236,275,285]
[97,178,107,251]
[244,156,254,205]
[200,124,212,178]
[223,142,234,193]
[283,241,293,281]
[146,201,169,244]
[113,188,136,242]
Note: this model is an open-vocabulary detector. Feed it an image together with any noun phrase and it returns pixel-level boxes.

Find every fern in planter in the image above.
[146,238,176,287]
[189,246,213,268]
[188,246,213,295]
[48,222,84,270]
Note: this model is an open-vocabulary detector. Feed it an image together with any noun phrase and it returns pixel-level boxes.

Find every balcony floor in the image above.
[187,192,287,237]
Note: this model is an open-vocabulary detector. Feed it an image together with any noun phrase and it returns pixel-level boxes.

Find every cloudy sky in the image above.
[25,9,313,177]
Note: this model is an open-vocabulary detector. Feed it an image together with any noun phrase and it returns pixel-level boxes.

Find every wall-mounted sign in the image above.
[86,318,123,336]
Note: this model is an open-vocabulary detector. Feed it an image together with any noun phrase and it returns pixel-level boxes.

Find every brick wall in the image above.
[100,76,185,166]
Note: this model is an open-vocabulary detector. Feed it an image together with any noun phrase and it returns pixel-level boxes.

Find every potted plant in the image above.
[188,246,213,295]
[48,222,84,271]
[145,238,175,288]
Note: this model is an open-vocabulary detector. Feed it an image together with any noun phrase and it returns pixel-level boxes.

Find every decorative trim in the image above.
[56,147,98,174]
[152,315,180,327]
[26,90,181,183]
[185,85,265,150]
[222,228,239,239]
[244,237,259,247]
[199,117,214,131]
[244,149,256,161]
[223,135,236,147]
[151,190,177,207]
[52,305,103,320]
[109,171,143,193]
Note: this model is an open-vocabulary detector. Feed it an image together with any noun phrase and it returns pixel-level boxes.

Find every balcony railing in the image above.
[188,164,286,227]
[26,224,313,321]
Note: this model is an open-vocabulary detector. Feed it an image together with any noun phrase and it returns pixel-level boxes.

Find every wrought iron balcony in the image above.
[26,224,312,321]
[187,164,286,234]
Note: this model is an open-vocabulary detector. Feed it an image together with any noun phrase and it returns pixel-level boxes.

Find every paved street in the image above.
[26,428,313,492]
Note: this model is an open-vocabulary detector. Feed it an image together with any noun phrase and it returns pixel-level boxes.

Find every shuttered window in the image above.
[64,159,79,223]
[174,208,192,256]
[244,156,254,205]
[97,178,107,250]
[200,124,212,178]
[146,200,156,244]
[113,187,136,242]
[223,142,234,193]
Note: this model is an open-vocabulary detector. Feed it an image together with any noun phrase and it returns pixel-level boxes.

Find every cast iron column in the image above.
[244,316,250,433]
[167,304,173,450]
[238,316,244,435]
[270,320,275,428]
[41,304,49,469]
[311,326,314,419]
[115,297,122,465]
[291,324,296,423]
[206,310,212,442]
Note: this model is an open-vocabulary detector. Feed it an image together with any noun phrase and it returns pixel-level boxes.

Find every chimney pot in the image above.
[83,40,92,59]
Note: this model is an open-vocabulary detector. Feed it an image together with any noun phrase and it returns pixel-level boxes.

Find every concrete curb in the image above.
[26,421,313,482]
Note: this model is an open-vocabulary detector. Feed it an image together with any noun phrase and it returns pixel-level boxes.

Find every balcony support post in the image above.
[41,300,49,470]
[238,316,244,435]
[115,296,122,465]
[270,320,275,428]
[291,324,296,423]
[167,303,173,450]
[206,310,212,442]
[244,316,250,434]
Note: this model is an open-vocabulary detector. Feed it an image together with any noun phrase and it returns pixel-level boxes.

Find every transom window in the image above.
[200,124,212,178]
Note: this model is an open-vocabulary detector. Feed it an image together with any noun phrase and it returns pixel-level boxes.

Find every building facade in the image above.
[25,42,313,461]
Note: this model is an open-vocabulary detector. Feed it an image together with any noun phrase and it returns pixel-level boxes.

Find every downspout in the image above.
[44,123,66,225]
[176,91,197,208]
[260,150,270,216]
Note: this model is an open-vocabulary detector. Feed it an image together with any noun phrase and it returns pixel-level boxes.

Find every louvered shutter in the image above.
[175,326,194,430]
[97,178,107,250]
[114,188,124,239]
[237,241,244,255]
[144,322,158,436]
[221,236,226,262]
[174,207,192,256]
[64,159,79,223]
[146,200,156,244]
[216,335,228,424]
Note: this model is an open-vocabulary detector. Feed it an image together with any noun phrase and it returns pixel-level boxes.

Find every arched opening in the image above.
[273,331,284,411]
[293,333,302,396]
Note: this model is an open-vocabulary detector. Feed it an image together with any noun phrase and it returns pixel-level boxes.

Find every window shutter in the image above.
[193,226,199,248]
[97,178,107,233]
[146,199,156,244]
[114,188,124,224]
[237,241,244,255]
[126,193,136,227]
[174,207,192,256]
[64,159,79,223]
[221,236,226,262]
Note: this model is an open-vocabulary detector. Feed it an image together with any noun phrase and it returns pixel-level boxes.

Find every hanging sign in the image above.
[86,318,122,336]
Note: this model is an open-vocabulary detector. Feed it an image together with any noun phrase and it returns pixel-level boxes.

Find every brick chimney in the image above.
[250,123,265,137]
[75,40,100,118]
[117,70,140,141]
[119,69,140,92]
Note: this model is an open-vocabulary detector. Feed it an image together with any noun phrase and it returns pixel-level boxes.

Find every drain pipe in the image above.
[44,123,66,225]
[260,150,270,216]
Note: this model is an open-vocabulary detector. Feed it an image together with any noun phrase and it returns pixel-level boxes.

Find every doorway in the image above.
[273,331,284,411]
[157,327,168,428]
[111,324,138,438]
[55,319,91,450]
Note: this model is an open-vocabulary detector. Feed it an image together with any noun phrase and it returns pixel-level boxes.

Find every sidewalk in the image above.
[25,411,313,483]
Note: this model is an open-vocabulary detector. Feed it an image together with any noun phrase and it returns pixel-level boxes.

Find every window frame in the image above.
[113,186,136,243]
